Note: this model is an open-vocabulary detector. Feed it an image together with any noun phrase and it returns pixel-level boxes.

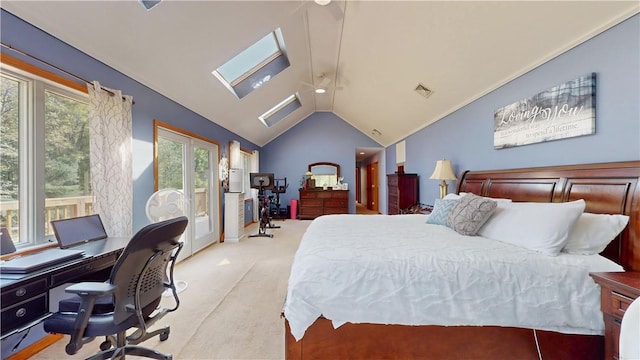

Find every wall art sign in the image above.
[493,73,596,149]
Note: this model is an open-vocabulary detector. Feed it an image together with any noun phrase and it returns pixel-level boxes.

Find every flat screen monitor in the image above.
[51,214,108,249]
[249,173,274,190]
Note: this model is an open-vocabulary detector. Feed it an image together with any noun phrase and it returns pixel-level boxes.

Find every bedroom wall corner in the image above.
[260,112,382,215]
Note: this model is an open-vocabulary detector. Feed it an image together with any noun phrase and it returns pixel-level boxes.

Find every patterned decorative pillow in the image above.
[447,193,497,236]
[425,199,459,226]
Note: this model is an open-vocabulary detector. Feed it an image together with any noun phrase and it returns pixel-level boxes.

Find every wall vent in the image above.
[414,83,433,99]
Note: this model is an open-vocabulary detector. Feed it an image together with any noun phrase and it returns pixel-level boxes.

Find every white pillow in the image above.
[562,213,629,255]
[478,199,586,256]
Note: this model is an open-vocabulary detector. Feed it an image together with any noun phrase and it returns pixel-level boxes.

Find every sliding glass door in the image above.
[156,126,219,259]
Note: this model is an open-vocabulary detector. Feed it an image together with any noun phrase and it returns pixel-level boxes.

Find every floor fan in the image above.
[145,188,189,295]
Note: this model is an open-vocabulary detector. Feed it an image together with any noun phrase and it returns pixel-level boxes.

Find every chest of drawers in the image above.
[224,192,245,242]
[387,173,419,215]
[298,189,348,220]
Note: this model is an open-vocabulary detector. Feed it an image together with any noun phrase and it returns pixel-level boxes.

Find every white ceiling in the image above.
[2,1,638,148]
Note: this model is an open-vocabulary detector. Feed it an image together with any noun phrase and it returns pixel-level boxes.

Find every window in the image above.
[241,150,251,199]
[212,28,289,99]
[0,61,91,250]
[259,93,302,127]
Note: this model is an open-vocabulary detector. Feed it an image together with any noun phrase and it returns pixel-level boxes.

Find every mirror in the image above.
[308,162,340,188]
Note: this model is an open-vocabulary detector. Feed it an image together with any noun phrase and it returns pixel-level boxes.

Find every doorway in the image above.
[155,122,220,260]
[366,162,379,212]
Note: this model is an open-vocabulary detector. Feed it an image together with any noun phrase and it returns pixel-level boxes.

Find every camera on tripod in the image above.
[248,173,287,238]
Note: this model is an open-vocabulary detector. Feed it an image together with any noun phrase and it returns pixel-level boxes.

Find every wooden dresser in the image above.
[590,271,640,360]
[298,189,348,220]
[387,173,419,215]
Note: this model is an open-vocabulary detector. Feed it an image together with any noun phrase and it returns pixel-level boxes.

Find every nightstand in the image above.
[590,272,640,360]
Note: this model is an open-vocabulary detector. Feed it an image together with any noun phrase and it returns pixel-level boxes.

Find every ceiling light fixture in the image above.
[317,76,331,88]
[371,129,382,137]
[312,74,331,94]
[315,0,332,6]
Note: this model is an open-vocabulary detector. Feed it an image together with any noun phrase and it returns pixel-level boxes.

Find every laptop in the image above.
[1,227,17,255]
[0,214,109,274]
[0,248,85,274]
[51,214,108,249]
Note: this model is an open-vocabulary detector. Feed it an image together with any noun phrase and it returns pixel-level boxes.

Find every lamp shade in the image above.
[429,159,456,180]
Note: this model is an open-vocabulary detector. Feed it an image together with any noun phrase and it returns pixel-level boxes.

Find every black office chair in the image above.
[43,216,188,360]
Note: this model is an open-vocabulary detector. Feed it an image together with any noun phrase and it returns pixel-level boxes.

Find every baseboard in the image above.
[6,333,63,360]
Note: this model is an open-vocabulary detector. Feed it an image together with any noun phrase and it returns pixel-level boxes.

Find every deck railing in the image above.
[0,196,94,240]
[0,190,209,241]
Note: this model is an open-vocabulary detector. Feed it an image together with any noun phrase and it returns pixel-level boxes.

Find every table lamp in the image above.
[429,159,456,199]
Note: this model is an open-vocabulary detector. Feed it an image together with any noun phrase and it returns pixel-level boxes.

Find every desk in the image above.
[0,237,127,340]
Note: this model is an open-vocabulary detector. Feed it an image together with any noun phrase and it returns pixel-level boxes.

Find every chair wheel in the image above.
[160,331,169,341]
[99,341,112,351]
[65,343,78,355]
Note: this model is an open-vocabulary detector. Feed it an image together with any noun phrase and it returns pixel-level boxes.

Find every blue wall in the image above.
[388,14,640,205]
[0,10,260,233]
[260,112,381,214]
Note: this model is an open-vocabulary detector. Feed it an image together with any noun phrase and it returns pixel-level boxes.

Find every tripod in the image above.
[269,178,288,221]
[249,181,277,237]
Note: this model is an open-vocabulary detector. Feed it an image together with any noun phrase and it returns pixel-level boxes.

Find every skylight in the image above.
[259,93,301,128]
[213,28,289,99]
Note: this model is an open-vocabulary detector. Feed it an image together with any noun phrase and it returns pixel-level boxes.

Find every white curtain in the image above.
[88,81,133,238]
[251,150,259,221]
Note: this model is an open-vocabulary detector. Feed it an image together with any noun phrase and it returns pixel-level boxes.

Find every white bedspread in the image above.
[283,214,623,341]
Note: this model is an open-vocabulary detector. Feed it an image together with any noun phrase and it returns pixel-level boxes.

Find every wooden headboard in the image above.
[457,161,640,271]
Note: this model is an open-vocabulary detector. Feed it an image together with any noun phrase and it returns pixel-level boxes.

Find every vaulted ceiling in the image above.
[2,1,638,147]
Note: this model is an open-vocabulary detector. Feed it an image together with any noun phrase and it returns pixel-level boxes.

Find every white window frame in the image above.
[1,64,90,250]
[241,150,252,199]
[212,28,289,99]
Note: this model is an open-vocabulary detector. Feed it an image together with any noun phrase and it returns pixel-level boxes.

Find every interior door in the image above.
[366,164,373,209]
[355,167,361,203]
[156,127,219,260]
[371,162,379,213]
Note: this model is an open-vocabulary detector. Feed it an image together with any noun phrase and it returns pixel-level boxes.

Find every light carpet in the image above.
[30,219,310,360]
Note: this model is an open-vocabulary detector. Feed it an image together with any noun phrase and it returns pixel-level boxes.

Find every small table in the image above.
[590,271,640,360]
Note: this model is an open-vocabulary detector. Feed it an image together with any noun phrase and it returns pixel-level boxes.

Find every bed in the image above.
[282,161,640,360]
